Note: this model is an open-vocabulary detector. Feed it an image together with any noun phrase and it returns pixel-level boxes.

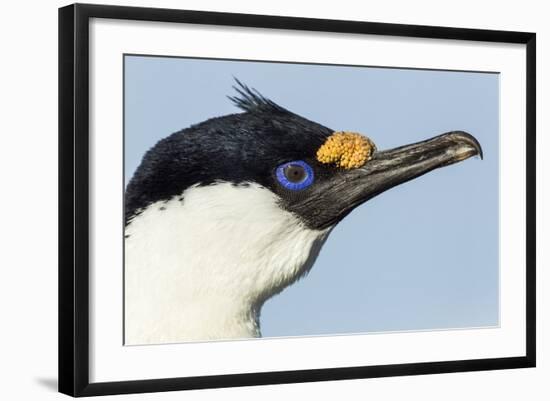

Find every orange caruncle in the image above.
[316,131,376,169]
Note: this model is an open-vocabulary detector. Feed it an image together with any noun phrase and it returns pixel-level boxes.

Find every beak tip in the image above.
[449,130,483,161]
[476,146,484,160]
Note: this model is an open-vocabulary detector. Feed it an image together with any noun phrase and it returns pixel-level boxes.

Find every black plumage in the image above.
[125,80,335,226]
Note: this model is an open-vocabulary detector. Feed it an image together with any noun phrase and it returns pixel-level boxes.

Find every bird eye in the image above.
[275,160,314,190]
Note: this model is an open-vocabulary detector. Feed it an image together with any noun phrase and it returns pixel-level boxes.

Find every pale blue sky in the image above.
[124,55,499,337]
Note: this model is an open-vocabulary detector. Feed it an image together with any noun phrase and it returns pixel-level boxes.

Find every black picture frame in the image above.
[59,3,536,397]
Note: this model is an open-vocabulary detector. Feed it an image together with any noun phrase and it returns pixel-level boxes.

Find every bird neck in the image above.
[124,229,264,344]
[124,182,330,345]
[128,292,262,344]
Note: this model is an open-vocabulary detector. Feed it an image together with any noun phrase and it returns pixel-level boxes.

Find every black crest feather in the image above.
[228,78,289,114]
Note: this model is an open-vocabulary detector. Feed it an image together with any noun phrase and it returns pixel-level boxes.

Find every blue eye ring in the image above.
[275,160,314,191]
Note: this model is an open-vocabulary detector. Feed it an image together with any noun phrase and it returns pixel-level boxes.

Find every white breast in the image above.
[124,182,330,345]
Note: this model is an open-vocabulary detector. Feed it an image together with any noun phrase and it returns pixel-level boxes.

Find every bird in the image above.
[124,80,482,345]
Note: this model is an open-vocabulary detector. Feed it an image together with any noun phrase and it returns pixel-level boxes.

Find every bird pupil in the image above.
[285,165,306,183]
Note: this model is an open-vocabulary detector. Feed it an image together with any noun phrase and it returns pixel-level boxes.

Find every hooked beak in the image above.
[304,130,483,229]
[349,130,482,204]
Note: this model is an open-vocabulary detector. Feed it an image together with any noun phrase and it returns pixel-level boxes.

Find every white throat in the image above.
[124,182,330,345]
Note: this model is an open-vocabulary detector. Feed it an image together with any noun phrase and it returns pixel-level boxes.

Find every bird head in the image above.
[125,80,482,332]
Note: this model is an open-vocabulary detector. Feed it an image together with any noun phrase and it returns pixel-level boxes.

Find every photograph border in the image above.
[59,3,536,397]
[122,52,502,344]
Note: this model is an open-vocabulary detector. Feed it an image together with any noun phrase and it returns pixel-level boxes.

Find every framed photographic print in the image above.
[58,3,536,397]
